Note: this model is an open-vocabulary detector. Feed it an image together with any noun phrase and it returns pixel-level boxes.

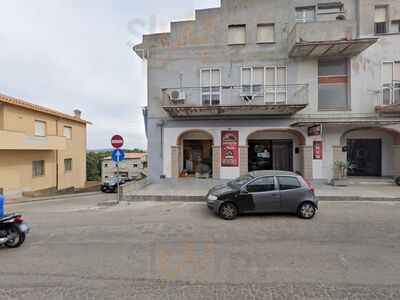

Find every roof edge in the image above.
[0,93,92,125]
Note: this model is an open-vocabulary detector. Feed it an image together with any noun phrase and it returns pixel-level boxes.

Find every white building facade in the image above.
[102,153,147,182]
[135,0,400,184]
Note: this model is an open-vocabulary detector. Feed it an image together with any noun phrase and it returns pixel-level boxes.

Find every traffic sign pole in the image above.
[117,157,120,202]
[110,135,125,202]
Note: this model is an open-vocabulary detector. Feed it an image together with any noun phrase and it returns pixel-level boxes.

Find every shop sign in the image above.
[221,131,239,167]
[308,125,322,137]
[313,141,323,160]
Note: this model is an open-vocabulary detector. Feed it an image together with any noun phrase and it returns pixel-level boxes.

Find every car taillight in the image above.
[305,180,315,194]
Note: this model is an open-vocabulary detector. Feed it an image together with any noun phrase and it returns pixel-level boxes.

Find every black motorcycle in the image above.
[0,213,30,248]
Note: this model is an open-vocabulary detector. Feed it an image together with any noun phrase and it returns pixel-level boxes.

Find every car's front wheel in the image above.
[219,203,238,220]
[297,202,316,219]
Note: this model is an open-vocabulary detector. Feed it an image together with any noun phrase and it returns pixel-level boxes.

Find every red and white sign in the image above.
[221,131,239,167]
[308,125,322,137]
[313,141,323,160]
[111,135,124,149]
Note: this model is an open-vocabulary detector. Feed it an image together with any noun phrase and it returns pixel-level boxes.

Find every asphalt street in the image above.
[1,193,400,299]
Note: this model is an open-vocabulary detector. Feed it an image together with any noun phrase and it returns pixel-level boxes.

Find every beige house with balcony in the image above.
[135,0,400,184]
[101,153,147,182]
[0,94,91,200]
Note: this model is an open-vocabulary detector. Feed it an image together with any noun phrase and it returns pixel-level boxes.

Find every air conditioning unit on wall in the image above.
[170,90,186,102]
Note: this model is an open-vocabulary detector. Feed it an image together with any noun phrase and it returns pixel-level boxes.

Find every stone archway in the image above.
[244,128,312,179]
[334,127,400,179]
[171,129,217,179]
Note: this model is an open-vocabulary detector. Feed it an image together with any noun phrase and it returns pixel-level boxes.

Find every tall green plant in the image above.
[334,161,355,180]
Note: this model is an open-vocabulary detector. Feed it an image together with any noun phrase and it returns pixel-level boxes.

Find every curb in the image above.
[5,192,103,205]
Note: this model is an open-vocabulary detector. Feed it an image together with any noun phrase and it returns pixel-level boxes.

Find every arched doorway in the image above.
[176,129,214,178]
[340,127,400,177]
[246,129,306,173]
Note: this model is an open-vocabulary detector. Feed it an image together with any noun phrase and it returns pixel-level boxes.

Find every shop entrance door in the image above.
[347,139,382,176]
[248,140,293,172]
[183,140,213,175]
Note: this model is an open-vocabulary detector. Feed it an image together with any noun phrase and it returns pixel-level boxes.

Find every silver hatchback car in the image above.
[207,171,318,220]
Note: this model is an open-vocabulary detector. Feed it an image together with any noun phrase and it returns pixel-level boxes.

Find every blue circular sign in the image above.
[111,149,125,162]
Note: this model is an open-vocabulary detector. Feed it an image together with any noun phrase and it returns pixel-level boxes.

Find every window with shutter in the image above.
[375,7,388,34]
[318,59,349,109]
[34,121,46,136]
[64,126,72,139]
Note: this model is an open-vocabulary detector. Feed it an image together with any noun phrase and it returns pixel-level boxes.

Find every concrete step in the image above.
[348,179,394,186]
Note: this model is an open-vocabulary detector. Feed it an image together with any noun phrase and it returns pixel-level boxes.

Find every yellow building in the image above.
[0,94,91,200]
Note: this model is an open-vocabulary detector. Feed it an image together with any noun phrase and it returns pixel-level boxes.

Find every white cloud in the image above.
[0,0,220,149]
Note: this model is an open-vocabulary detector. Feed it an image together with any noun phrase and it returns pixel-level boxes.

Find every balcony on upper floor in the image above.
[0,130,66,150]
[161,84,308,119]
[288,20,378,58]
[375,86,400,114]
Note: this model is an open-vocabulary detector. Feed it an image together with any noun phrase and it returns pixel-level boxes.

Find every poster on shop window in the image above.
[313,141,323,160]
[221,131,239,167]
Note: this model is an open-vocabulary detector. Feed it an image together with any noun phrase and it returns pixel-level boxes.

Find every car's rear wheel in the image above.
[297,202,316,219]
[219,203,238,220]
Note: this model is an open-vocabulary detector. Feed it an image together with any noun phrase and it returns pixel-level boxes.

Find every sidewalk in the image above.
[123,182,400,202]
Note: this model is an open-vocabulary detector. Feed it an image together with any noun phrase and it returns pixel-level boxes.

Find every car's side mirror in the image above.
[241,187,248,194]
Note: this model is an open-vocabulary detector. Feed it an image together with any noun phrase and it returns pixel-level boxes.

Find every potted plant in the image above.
[332,161,355,187]
[195,163,210,179]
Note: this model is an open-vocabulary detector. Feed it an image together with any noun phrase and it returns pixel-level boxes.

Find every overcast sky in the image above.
[0,0,220,150]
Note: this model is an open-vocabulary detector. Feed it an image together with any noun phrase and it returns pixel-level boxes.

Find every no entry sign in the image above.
[111,135,124,149]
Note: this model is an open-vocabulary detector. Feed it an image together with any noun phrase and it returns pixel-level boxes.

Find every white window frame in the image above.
[240,66,287,104]
[34,120,46,137]
[200,68,222,106]
[64,158,73,172]
[382,61,400,104]
[64,126,72,139]
[295,7,316,23]
[32,160,45,177]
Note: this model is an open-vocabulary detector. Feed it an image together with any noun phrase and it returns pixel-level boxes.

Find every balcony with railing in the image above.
[375,86,400,113]
[288,20,377,57]
[161,84,308,118]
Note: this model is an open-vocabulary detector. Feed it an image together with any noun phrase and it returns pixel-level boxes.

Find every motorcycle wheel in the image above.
[5,226,26,248]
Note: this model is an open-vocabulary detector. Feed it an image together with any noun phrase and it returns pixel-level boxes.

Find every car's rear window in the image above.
[277,176,302,190]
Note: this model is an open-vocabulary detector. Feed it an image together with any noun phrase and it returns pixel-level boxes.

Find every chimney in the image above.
[73,109,82,119]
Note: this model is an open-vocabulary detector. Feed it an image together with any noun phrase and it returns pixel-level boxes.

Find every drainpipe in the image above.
[355,0,360,38]
[56,118,60,191]
[156,120,165,158]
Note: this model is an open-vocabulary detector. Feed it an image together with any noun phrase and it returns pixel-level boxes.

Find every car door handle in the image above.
[272,194,279,197]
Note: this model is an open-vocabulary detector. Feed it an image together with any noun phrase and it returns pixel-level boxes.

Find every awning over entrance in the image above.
[291,117,400,127]
[289,38,378,58]
[163,104,308,118]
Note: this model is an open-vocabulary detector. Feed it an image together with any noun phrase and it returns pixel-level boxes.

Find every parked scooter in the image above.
[0,195,30,248]
[0,213,30,248]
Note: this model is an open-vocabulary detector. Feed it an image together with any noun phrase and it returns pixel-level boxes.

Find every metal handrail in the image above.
[378,86,400,106]
[162,84,309,106]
